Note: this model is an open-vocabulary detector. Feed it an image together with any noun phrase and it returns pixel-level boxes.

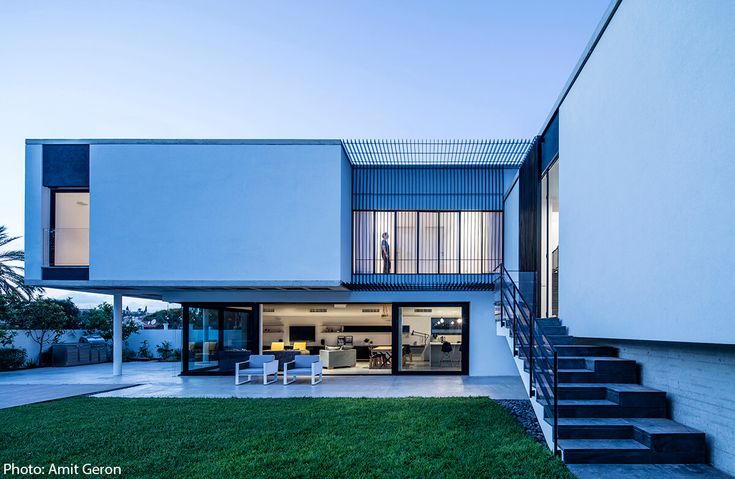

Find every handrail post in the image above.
[499,272,504,327]
[553,350,559,457]
[512,287,518,356]
[529,317,535,397]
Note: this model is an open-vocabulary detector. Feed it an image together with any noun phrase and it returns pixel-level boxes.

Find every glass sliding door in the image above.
[187,307,220,372]
[184,304,259,374]
[374,212,395,274]
[540,161,560,318]
[438,212,459,273]
[418,212,439,273]
[353,211,374,274]
[395,212,417,274]
[395,304,467,374]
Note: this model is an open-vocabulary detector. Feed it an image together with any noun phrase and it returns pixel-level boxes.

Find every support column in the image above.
[113,293,123,376]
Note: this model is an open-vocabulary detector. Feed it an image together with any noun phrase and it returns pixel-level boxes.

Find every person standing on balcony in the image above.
[381,232,391,274]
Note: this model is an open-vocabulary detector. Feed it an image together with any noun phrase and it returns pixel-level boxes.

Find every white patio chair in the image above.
[235,354,279,385]
[282,355,323,385]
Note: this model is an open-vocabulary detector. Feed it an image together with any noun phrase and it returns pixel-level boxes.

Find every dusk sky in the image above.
[0,0,609,310]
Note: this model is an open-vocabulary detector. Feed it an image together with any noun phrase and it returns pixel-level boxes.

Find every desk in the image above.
[370,346,392,369]
[429,342,461,367]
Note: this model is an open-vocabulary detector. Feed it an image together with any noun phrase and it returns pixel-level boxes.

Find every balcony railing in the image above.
[43,228,90,267]
[348,272,498,291]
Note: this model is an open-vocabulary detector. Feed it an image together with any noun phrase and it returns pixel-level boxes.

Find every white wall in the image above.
[559,0,735,344]
[7,329,182,363]
[24,144,43,280]
[87,143,348,283]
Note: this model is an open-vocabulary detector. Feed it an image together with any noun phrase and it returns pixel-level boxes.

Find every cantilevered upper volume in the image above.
[341,139,533,167]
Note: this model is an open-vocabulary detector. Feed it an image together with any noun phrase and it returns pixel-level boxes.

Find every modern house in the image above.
[22,0,734,473]
[24,138,524,378]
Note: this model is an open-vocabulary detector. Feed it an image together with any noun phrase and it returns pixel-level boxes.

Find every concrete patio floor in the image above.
[0,361,528,401]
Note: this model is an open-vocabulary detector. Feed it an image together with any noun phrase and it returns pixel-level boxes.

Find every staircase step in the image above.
[555,419,706,464]
[555,345,618,357]
[547,334,574,345]
[553,399,667,418]
[558,361,637,383]
[536,325,568,336]
[558,383,666,406]
[504,313,707,466]
[559,439,650,464]
[536,318,562,327]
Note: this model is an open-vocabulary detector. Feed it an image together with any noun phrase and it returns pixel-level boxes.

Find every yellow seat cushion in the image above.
[270,341,285,351]
[293,341,307,351]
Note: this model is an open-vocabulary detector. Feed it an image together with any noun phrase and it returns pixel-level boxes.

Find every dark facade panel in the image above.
[41,267,89,281]
[353,166,504,210]
[519,137,540,274]
[541,113,559,173]
[42,144,90,187]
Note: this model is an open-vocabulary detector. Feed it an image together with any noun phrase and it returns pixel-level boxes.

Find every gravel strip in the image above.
[496,399,546,445]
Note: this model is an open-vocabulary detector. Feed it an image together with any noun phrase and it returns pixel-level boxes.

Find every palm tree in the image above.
[0,225,41,300]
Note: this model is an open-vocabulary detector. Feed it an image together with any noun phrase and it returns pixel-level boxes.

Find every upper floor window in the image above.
[353,210,502,275]
[48,190,89,266]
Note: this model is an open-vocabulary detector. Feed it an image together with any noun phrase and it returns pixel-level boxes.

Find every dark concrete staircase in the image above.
[526,318,706,464]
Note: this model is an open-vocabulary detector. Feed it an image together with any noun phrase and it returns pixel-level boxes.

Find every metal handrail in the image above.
[498,264,559,456]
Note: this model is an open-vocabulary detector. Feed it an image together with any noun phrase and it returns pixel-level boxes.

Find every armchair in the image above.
[235,354,279,385]
[283,355,323,385]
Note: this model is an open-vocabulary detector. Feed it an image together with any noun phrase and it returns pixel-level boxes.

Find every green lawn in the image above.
[0,397,572,479]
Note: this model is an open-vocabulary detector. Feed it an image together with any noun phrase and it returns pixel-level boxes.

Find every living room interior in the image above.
[261,303,464,374]
[261,303,393,375]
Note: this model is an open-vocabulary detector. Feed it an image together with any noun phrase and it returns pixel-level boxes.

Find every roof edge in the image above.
[539,0,622,136]
[25,138,343,146]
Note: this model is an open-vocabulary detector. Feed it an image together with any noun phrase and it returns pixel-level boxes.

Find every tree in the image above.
[0,294,22,322]
[83,302,141,341]
[47,297,81,329]
[143,308,182,329]
[0,324,15,347]
[11,299,68,365]
[0,225,42,300]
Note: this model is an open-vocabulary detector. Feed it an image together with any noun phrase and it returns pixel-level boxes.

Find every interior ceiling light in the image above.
[334,304,347,309]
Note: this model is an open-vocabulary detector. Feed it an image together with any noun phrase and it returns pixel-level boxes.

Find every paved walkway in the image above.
[0,361,527,402]
[0,384,136,409]
[568,464,733,479]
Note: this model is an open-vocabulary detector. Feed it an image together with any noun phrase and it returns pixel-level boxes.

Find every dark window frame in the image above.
[48,187,90,268]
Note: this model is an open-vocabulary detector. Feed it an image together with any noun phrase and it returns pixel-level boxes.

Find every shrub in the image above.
[137,340,152,359]
[0,347,27,370]
[156,341,175,360]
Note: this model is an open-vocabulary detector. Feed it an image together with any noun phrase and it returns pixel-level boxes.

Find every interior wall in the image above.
[262,305,392,349]
[559,0,735,344]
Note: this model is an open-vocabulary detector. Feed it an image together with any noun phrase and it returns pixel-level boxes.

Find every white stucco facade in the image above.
[558,0,735,345]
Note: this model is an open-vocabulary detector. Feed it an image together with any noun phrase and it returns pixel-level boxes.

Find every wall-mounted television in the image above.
[289,325,316,341]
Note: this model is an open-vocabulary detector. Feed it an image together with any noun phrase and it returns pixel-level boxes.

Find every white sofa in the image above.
[319,348,357,369]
